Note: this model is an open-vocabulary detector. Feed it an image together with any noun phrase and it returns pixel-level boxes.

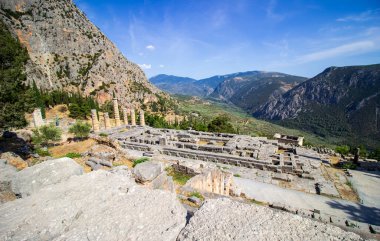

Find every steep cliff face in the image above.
[0,0,163,107]
[253,64,380,147]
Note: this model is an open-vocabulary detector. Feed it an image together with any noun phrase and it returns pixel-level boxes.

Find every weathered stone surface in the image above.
[150,172,176,193]
[14,129,33,142]
[109,166,132,178]
[178,198,362,241]
[12,157,83,197]
[0,152,28,170]
[87,144,117,161]
[133,161,163,183]
[0,171,186,241]
[0,160,17,204]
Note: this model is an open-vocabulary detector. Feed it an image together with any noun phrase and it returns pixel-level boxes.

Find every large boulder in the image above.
[178,198,362,241]
[0,171,186,241]
[12,157,83,197]
[133,161,163,183]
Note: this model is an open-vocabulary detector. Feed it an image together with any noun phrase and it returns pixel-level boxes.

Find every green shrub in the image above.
[132,157,149,167]
[335,145,350,155]
[99,133,108,137]
[189,191,204,200]
[64,152,81,158]
[69,121,91,139]
[341,162,357,170]
[35,148,51,157]
[165,166,193,185]
[32,124,62,147]
[233,173,241,177]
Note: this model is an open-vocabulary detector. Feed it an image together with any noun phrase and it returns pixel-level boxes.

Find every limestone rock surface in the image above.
[0,152,28,170]
[0,170,187,241]
[0,160,17,203]
[0,0,169,107]
[11,157,83,197]
[133,161,163,183]
[178,198,362,241]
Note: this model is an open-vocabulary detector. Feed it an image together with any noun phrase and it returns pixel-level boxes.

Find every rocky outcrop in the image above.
[0,0,167,107]
[133,161,164,183]
[0,170,186,241]
[11,157,83,197]
[178,198,362,241]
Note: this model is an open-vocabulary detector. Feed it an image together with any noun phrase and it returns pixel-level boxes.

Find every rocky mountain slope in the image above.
[253,64,380,147]
[150,74,205,96]
[0,0,165,107]
[150,71,306,106]
[209,71,306,113]
[150,73,227,97]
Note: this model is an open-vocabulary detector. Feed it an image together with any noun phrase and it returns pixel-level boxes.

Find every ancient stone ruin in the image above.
[32,108,44,128]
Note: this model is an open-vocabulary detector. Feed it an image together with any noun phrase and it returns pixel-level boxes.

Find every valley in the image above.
[0,0,379,240]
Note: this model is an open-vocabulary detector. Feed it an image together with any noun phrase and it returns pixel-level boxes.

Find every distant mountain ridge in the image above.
[253,64,380,148]
[150,71,307,113]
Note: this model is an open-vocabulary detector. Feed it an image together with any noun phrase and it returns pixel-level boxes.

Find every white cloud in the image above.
[159,64,165,68]
[296,40,377,63]
[337,9,380,22]
[139,64,152,69]
[146,45,155,50]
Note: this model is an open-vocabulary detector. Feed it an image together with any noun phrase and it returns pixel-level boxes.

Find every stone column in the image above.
[130,109,136,126]
[32,108,44,128]
[91,109,100,131]
[140,110,145,126]
[104,112,111,129]
[122,107,129,125]
[113,98,121,127]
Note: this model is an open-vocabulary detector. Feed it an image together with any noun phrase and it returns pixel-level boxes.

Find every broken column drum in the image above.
[140,110,145,126]
[113,98,121,127]
[104,112,111,129]
[32,108,44,128]
[91,109,100,131]
[131,109,136,126]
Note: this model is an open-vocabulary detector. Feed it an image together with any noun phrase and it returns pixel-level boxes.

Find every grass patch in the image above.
[64,152,82,159]
[345,180,353,188]
[233,173,241,177]
[250,198,265,205]
[166,166,193,185]
[341,162,357,170]
[99,133,108,137]
[189,191,204,201]
[35,148,51,157]
[132,157,149,167]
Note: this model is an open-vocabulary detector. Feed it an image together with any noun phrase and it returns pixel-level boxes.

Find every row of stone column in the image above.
[91,98,145,131]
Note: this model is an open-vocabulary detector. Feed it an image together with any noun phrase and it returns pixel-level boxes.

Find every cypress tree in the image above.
[0,21,33,130]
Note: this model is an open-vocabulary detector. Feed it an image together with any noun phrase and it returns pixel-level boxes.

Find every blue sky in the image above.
[74,0,380,79]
